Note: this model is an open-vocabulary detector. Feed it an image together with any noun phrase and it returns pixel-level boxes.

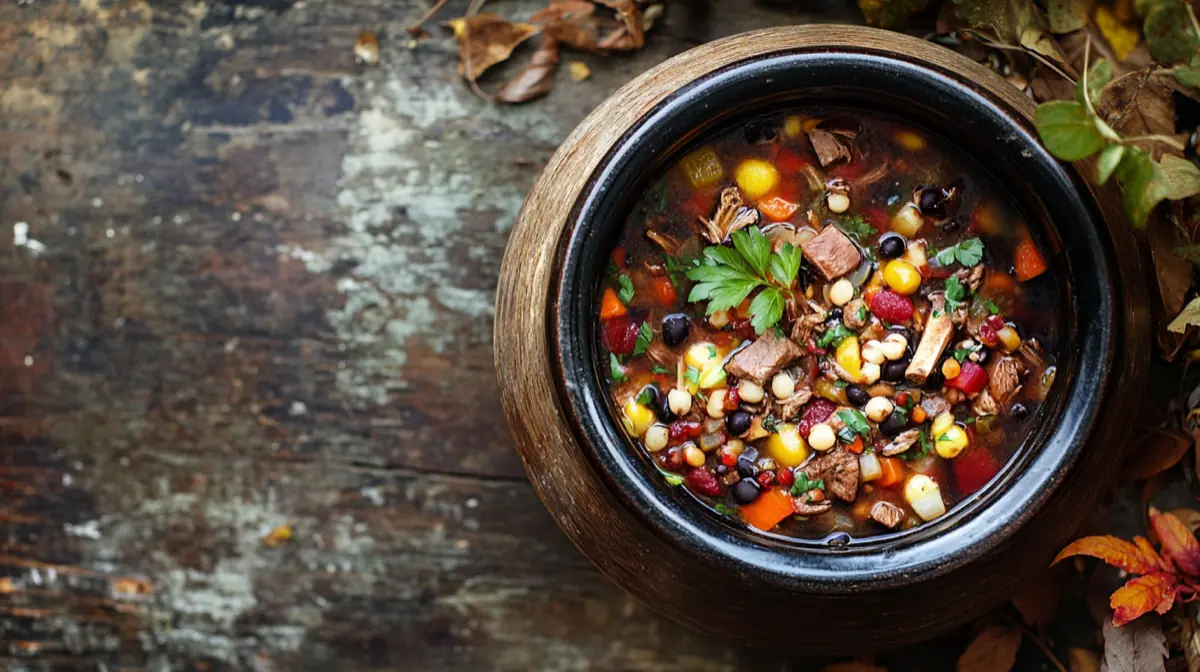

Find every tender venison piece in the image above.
[905,293,955,384]
[881,428,921,456]
[972,389,1000,416]
[870,501,906,529]
[954,265,984,293]
[699,186,759,244]
[793,499,833,516]
[724,331,803,384]
[801,226,862,280]
[920,394,951,419]
[799,448,859,502]
[843,298,868,329]
[775,387,813,421]
[989,355,1025,405]
[809,129,851,166]
[790,311,825,347]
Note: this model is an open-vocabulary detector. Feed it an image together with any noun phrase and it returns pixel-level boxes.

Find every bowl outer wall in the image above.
[494,25,1150,651]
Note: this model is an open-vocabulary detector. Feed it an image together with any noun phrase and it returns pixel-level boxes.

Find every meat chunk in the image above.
[724,331,803,384]
[809,129,851,166]
[954,265,984,293]
[905,293,955,384]
[775,387,813,421]
[698,186,759,244]
[794,498,833,516]
[801,226,862,280]
[844,298,868,329]
[870,501,906,529]
[799,448,859,502]
[881,428,921,456]
[988,356,1025,405]
[790,311,824,347]
[972,389,1000,416]
[921,394,951,419]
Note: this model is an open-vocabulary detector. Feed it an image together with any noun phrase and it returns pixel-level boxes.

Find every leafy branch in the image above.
[685,227,802,334]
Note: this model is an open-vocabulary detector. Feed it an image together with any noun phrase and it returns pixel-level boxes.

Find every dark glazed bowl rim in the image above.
[551,50,1117,591]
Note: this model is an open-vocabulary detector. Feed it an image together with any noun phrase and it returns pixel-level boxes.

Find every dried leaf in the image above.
[1158,155,1200,201]
[1148,195,1193,322]
[857,0,928,29]
[1011,569,1062,632]
[1069,647,1101,672]
[568,61,590,81]
[446,14,540,81]
[1099,73,1178,153]
[1144,3,1200,65]
[1101,614,1167,672]
[1054,535,1160,575]
[957,625,1021,672]
[1169,296,1200,334]
[354,30,380,66]
[1094,6,1141,61]
[1049,0,1092,33]
[530,1,598,51]
[1150,507,1200,575]
[1111,572,1178,625]
[262,523,293,546]
[1179,609,1200,672]
[1122,426,1191,480]
[495,36,560,104]
[595,1,644,51]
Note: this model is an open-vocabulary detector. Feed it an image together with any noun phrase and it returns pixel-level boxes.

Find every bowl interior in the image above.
[553,50,1117,590]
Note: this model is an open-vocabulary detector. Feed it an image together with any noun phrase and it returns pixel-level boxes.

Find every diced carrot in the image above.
[847,436,865,454]
[982,271,1018,297]
[1014,238,1048,282]
[740,487,796,531]
[773,148,808,174]
[876,457,904,488]
[611,246,626,267]
[600,288,626,320]
[911,407,927,424]
[758,195,799,222]
[649,276,677,306]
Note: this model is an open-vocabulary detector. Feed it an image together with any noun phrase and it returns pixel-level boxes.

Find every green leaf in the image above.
[703,279,762,314]
[834,214,874,243]
[937,237,985,267]
[714,503,735,516]
[610,353,627,383]
[1134,0,1164,17]
[838,409,872,436]
[1076,58,1112,109]
[749,287,785,335]
[1174,55,1200,87]
[1168,296,1200,333]
[1034,100,1107,161]
[731,227,771,278]
[702,245,754,275]
[1047,0,1090,33]
[662,471,684,486]
[1114,147,1165,228]
[944,275,967,312]
[1095,144,1126,185]
[617,275,635,304]
[632,321,653,357]
[636,386,655,406]
[767,243,802,287]
[817,323,854,348]
[1157,155,1200,201]
[684,366,700,385]
[651,364,670,375]
[953,347,973,362]
[1145,3,1200,65]
[790,473,825,496]
[983,298,1000,315]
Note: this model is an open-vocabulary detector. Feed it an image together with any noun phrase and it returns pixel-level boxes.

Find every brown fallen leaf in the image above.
[957,625,1021,672]
[568,60,590,81]
[1147,213,1193,359]
[1011,568,1062,632]
[354,30,380,66]
[1101,614,1167,672]
[595,0,645,51]
[1098,73,1180,156]
[1179,607,1200,672]
[530,0,599,51]
[1068,647,1100,672]
[496,36,560,104]
[1121,426,1191,481]
[446,13,541,81]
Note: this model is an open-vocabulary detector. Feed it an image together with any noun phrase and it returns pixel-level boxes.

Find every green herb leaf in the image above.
[856,304,868,323]
[1174,55,1200,87]
[838,409,872,437]
[749,287,785,335]
[934,238,985,267]
[1034,100,1107,161]
[834,214,874,243]
[817,323,854,349]
[767,243,803,287]
[837,426,857,443]
[684,366,700,385]
[1114,146,1165,228]
[633,321,653,356]
[636,386,655,406]
[1076,58,1112,109]
[714,503,735,516]
[1157,155,1200,201]
[944,275,967,312]
[893,405,908,420]
[731,227,772,278]
[762,415,780,433]
[1145,3,1200,65]
[662,471,684,486]
[1047,0,1089,33]
[617,275,635,304]
[983,298,1001,315]
[904,428,933,461]
[953,347,972,362]
[651,364,671,375]
[1095,144,1126,185]
[610,353,627,383]
[790,472,825,496]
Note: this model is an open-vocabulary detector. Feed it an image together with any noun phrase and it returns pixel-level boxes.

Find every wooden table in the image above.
[0,1,899,669]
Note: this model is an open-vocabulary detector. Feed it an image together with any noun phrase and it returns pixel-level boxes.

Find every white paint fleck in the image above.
[92,197,103,208]
[13,222,47,254]
[23,355,33,366]
[224,337,239,353]
[106,228,115,238]
[64,519,102,539]
[231,211,242,222]
[360,486,385,506]
[288,400,308,416]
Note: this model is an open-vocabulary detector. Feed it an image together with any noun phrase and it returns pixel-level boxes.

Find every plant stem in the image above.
[1124,134,1188,151]
[969,31,1076,85]
[1081,36,1095,116]
[407,0,450,34]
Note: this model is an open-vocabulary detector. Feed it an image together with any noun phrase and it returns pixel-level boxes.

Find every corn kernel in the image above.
[835,335,862,379]
[931,411,955,437]
[734,159,779,199]
[890,204,924,238]
[685,342,718,370]
[623,399,656,436]
[684,444,707,468]
[883,260,921,295]
[941,358,961,380]
[765,423,808,467]
[935,425,970,459]
[679,146,724,189]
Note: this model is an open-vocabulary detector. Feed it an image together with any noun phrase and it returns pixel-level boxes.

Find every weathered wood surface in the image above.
[0,0,888,670]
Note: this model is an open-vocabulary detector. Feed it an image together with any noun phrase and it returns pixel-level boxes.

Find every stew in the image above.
[597,107,1061,540]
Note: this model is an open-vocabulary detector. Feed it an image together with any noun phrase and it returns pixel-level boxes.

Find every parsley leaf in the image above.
[834,214,873,243]
[686,228,804,333]
[610,353,627,383]
[790,473,825,496]
[636,386,655,406]
[731,225,772,277]
[663,254,690,287]
[935,238,985,267]
[607,261,618,277]
[632,322,653,357]
[952,347,972,362]
[617,274,635,304]
[904,428,933,461]
[766,243,802,287]
[855,304,868,324]
[762,415,780,432]
[714,503,735,516]
[944,275,967,312]
[662,471,684,486]
[651,364,671,375]
[817,323,854,348]
[749,287,785,335]
[893,405,908,421]
[838,409,871,436]
[983,298,1001,315]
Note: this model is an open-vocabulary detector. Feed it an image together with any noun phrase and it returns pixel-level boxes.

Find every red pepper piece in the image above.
[946,360,988,395]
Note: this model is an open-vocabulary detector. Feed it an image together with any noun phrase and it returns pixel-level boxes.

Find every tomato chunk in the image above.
[946,360,988,395]
[953,447,1000,494]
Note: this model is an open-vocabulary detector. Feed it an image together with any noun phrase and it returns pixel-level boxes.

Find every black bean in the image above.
[940,217,962,233]
[654,392,676,423]
[662,313,690,347]
[736,447,760,478]
[846,384,870,407]
[883,359,909,383]
[733,478,762,504]
[879,411,907,437]
[726,410,752,437]
[879,234,905,259]
[1011,403,1030,419]
[827,308,843,323]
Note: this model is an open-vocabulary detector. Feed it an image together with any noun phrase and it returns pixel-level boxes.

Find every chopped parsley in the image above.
[651,364,671,375]
[855,304,869,324]
[707,344,717,358]
[762,415,781,433]
[934,237,985,267]
[817,323,854,348]
[790,473,825,496]
[607,261,619,277]
[610,353,627,383]
[892,405,908,421]
[834,214,873,243]
[685,227,802,335]
[982,298,1001,315]
[663,254,690,287]
[617,274,635,304]
[662,471,684,486]
[903,428,933,461]
[952,347,973,362]
[684,365,700,385]
[632,322,653,356]
[837,426,858,443]
[635,386,656,406]
[714,503,735,516]
[944,275,967,312]
[838,409,872,437]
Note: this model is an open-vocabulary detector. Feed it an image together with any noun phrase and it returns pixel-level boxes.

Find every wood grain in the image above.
[496,24,1149,651]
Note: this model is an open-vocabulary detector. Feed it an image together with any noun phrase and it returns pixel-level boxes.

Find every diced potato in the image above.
[697,360,727,390]
[904,474,946,521]
[766,423,809,467]
[890,204,924,238]
[935,425,969,459]
[931,411,956,437]
[685,342,718,370]
[835,335,862,379]
[860,451,882,482]
[679,146,725,189]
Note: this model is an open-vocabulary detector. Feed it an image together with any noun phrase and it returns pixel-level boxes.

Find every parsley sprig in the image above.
[834,214,873,244]
[790,473,825,497]
[944,275,968,312]
[686,227,802,334]
[934,237,984,267]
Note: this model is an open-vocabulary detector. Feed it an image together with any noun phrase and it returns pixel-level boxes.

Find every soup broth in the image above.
[596,107,1061,540]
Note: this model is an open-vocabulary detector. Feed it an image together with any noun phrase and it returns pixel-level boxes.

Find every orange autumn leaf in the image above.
[445,14,541,81]
[1133,536,1166,568]
[1110,572,1178,626]
[1149,507,1200,576]
[1053,535,1159,575]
